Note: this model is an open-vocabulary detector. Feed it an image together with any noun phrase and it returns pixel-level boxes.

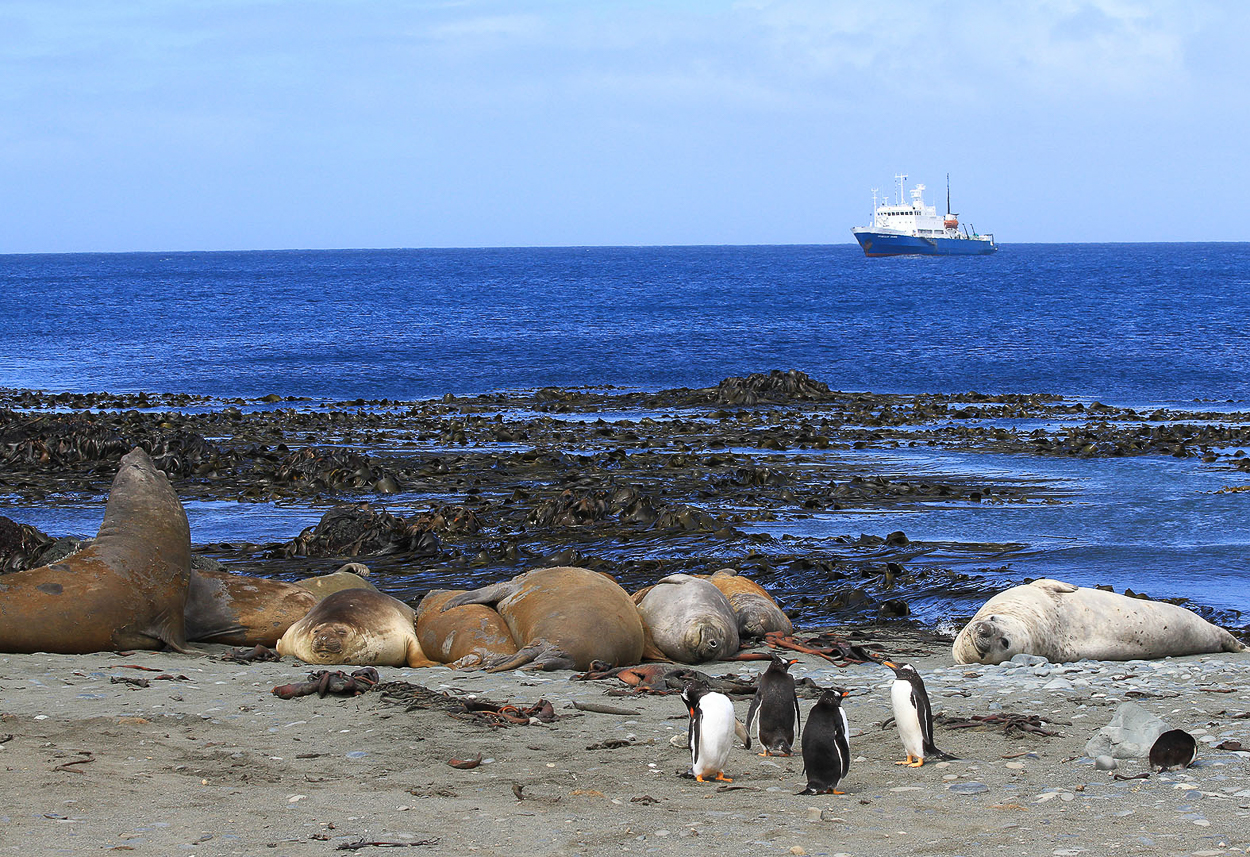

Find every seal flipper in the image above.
[1031,579,1079,594]
[735,717,751,750]
[440,580,521,612]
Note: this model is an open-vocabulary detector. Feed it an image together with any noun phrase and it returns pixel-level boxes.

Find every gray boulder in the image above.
[1085,701,1168,760]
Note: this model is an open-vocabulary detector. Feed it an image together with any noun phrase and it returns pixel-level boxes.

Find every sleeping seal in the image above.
[297,563,379,601]
[0,448,190,654]
[277,588,435,667]
[635,573,740,663]
[701,567,792,639]
[439,566,644,671]
[415,589,519,667]
[186,561,317,647]
[953,578,1246,665]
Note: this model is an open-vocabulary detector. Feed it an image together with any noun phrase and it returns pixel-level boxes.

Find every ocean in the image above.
[2,243,1249,623]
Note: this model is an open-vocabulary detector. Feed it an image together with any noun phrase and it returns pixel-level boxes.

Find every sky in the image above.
[1,0,1248,252]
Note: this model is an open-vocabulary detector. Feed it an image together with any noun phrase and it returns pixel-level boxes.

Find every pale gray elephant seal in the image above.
[700,567,793,639]
[277,588,435,667]
[0,448,191,654]
[439,566,644,671]
[635,573,740,663]
[953,578,1246,664]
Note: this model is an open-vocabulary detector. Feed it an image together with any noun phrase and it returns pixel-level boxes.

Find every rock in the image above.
[1095,755,1118,771]
[1085,701,1169,760]
[1010,653,1049,666]
[947,781,989,795]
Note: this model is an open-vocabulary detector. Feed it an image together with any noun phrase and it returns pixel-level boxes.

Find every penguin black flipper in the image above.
[912,682,957,760]
[744,689,762,744]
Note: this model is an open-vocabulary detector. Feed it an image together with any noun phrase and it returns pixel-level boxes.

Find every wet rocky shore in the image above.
[3,370,1249,632]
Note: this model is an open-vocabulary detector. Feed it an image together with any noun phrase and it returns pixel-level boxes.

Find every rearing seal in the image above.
[0,448,191,654]
[953,578,1246,664]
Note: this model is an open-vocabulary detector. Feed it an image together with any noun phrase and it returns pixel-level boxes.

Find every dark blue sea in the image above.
[2,243,1249,623]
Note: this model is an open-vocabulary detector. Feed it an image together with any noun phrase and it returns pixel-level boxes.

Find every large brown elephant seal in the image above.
[635,573,740,663]
[953,578,1246,664]
[700,568,793,639]
[0,448,191,654]
[439,566,644,671]
[276,588,435,667]
[185,561,317,647]
[415,589,518,667]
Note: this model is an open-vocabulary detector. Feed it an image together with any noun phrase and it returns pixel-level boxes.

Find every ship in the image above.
[852,174,996,256]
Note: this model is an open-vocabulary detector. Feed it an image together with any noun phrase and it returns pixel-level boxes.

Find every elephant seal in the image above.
[185,560,317,647]
[439,566,644,671]
[0,448,191,654]
[953,578,1246,665]
[701,568,792,639]
[297,563,379,601]
[415,589,518,667]
[635,573,740,664]
[276,588,434,667]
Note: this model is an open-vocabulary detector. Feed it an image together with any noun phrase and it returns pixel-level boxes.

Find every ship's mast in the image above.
[946,173,951,215]
[870,187,879,226]
[895,174,907,206]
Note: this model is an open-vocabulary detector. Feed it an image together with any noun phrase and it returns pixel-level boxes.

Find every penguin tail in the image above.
[927,744,958,762]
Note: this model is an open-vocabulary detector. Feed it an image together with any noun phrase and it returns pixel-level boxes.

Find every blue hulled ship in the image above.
[852,175,996,257]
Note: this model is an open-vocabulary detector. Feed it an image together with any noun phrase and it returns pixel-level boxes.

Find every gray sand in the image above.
[1,636,1248,856]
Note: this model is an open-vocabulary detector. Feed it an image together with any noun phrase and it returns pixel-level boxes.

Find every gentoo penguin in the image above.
[1149,729,1197,772]
[681,680,750,783]
[883,660,952,767]
[798,687,851,795]
[745,655,802,756]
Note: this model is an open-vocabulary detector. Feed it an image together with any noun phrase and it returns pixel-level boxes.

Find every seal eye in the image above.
[708,640,718,649]
[1000,637,1010,649]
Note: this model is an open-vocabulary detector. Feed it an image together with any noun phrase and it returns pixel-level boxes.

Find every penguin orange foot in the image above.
[895,755,925,767]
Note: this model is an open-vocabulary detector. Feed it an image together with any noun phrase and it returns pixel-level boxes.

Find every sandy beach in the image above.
[2,628,1247,857]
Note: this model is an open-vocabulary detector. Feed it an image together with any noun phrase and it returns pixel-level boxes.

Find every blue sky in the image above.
[2,0,1247,252]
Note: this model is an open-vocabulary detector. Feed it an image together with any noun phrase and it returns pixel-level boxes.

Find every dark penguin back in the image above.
[799,689,850,794]
[745,657,801,754]
[1149,729,1197,772]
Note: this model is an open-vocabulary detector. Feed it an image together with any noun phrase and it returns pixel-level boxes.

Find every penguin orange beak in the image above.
[882,661,898,669]
[840,689,850,699]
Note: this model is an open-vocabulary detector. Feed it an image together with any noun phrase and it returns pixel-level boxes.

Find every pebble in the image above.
[1095,756,1117,771]
[947,782,989,795]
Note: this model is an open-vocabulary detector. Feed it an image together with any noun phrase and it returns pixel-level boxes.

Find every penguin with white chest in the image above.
[745,655,802,756]
[799,687,851,795]
[681,680,750,783]
[883,660,953,767]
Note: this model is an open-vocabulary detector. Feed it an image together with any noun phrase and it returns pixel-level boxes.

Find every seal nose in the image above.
[313,630,344,654]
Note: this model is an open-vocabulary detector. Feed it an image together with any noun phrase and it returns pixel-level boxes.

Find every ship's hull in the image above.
[852,229,997,257]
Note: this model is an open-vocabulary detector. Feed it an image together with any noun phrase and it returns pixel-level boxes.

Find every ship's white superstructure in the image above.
[852,174,996,257]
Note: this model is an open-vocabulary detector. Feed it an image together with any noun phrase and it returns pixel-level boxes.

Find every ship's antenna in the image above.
[895,173,907,206]
[946,173,951,216]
